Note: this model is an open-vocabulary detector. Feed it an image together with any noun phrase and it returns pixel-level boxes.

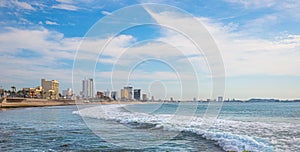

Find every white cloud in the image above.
[224,0,300,21]
[0,27,79,89]
[52,3,78,11]
[101,10,112,16]
[56,0,74,4]
[197,17,300,76]
[225,0,277,9]
[45,20,59,25]
[0,26,143,91]
[79,7,300,78]
[242,14,278,33]
[224,0,300,10]
[2,6,300,98]
[13,0,35,10]
[19,18,33,25]
[0,0,35,10]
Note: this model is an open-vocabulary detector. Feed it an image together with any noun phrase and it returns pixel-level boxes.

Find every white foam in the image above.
[73,104,300,152]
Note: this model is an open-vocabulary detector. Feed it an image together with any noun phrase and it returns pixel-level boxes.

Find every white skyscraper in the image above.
[82,78,94,98]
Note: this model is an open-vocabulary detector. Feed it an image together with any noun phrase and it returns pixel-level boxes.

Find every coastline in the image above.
[2,97,297,110]
[0,97,161,110]
[0,97,75,109]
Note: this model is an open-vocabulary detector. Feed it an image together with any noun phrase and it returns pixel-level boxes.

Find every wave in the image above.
[73,104,299,152]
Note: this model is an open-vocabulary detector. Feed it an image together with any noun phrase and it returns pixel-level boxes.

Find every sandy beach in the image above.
[0,97,75,108]
[0,97,161,109]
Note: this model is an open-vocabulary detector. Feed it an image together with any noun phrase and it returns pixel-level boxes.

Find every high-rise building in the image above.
[142,94,147,102]
[133,89,141,101]
[124,86,133,100]
[41,79,59,99]
[111,91,117,100]
[218,96,223,102]
[121,89,129,101]
[82,78,94,98]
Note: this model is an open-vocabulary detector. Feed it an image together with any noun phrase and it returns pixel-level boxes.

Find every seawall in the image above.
[0,98,75,108]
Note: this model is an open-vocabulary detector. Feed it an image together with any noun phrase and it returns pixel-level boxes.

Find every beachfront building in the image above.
[104,90,110,98]
[41,79,59,99]
[120,89,129,101]
[20,86,42,98]
[151,96,154,102]
[82,78,94,98]
[96,91,104,99]
[133,89,141,101]
[111,91,117,101]
[62,88,73,99]
[218,96,223,102]
[142,94,147,102]
[124,86,133,100]
[121,86,133,101]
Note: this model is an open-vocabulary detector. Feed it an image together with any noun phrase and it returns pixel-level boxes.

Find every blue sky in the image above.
[1,0,300,100]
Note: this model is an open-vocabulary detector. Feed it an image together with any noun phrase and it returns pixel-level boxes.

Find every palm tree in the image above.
[8,90,11,97]
[11,86,16,97]
[17,90,22,97]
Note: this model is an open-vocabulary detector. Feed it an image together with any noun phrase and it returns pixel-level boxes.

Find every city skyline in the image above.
[1,1,300,100]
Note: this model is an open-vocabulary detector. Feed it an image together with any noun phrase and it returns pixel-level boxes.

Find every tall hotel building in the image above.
[82,78,94,98]
[41,79,59,99]
[121,86,133,101]
[111,91,117,100]
[124,86,133,100]
[134,89,141,101]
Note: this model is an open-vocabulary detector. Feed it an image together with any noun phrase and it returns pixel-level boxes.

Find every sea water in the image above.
[1,102,299,151]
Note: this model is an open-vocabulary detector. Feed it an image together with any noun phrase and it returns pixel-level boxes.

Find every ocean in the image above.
[0,102,299,152]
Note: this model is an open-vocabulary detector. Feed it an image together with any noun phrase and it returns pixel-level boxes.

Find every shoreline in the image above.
[2,97,298,110]
[0,97,162,110]
[0,98,75,109]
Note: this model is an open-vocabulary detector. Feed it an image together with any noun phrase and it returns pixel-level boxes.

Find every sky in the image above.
[0,0,300,100]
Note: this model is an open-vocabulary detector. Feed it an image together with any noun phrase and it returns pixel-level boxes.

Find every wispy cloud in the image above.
[1,2,300,99]
[224,0,300,20]
[0,27,78,88]
[45,20,59,25]
[101,10,112,16]
[52,3,78,11]
[0,0,35,10]
[56,0,74,4]
[51,0,79,11]
[199,17,300,76]
[224,0,277,9]
[141,6,300,77]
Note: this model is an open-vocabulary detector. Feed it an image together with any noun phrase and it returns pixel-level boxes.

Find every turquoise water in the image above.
[1,102,300,151]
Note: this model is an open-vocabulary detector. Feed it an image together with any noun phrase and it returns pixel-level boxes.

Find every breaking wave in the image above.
[73,104,300,152]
